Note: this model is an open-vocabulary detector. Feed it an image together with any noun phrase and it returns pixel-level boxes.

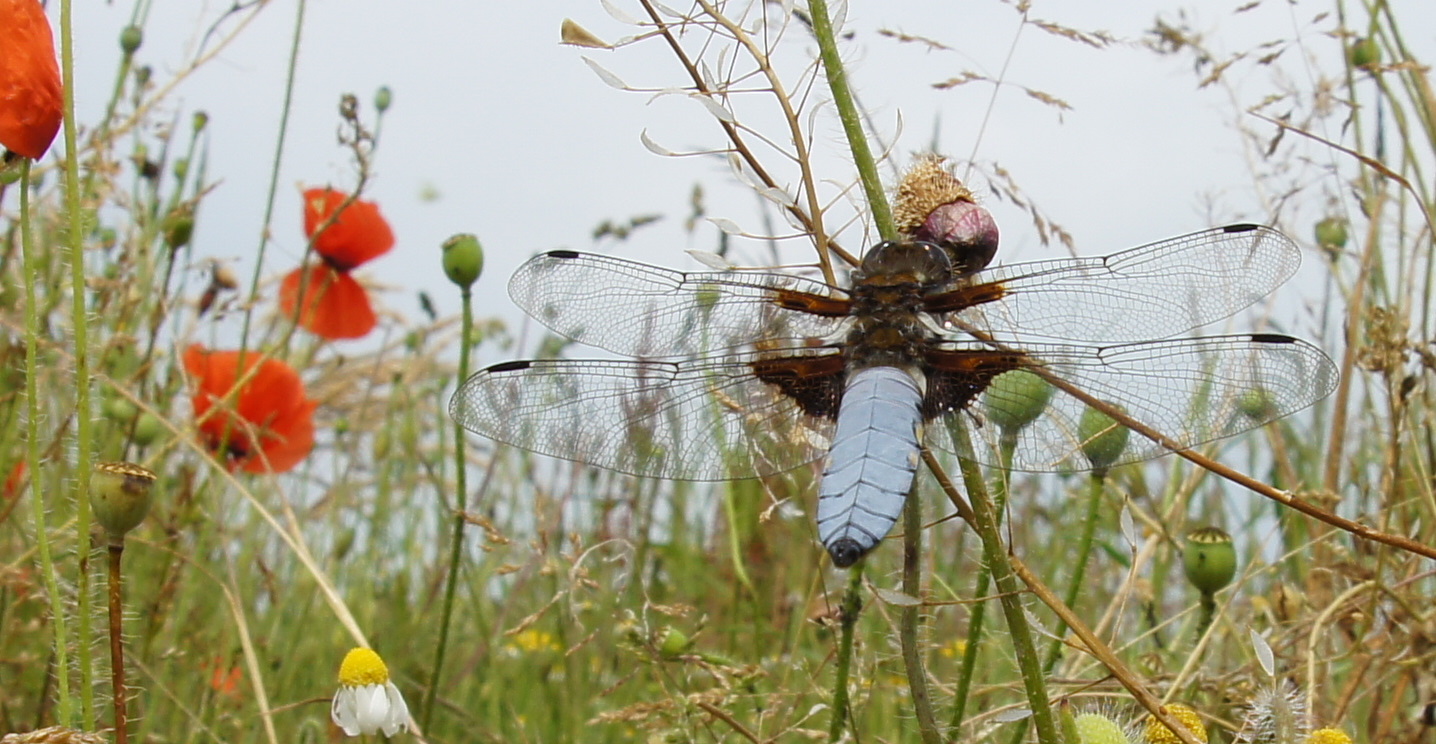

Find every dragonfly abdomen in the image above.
[816,366,923,567]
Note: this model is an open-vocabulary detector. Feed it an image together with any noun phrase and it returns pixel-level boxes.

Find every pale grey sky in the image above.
[61,0,1433,348]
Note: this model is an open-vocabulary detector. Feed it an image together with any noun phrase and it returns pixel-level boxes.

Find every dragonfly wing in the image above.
[955,224,1302,343]
[925,333,1338,471]
[509,250,851,357]
[449,352,840,481]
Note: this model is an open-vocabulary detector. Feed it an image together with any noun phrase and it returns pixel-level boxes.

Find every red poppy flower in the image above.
[303,188,394,269]
[183,344,317,474]
[278,265,376,340]
[0,0,63,160]
[280,188,394,339]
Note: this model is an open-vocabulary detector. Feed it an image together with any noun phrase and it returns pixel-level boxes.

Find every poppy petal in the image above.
[279,265,378,340]
[0,0,63,160]
[183,344,317,474]
[301,188,395,270]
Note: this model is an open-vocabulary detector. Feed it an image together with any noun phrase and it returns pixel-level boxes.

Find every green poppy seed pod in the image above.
[1314,217,1347,251]
[132,412,163,447]
[1348,37,1381,69]
[375,86,393,113]
[1237,388,1277,421]
[173,158,189,181]
[442,233,484,289]
[103,395,139,422]
[163,206,194,250]
[192,111,209,133]
[90,462,157,540]
[119,25,143,55]
[658,627,691,659]
[983,369,1054,433]
[1078,404,1129,470]
[0,165,21,186]
[1184,526,1237,595]
[1073,712,1128,744]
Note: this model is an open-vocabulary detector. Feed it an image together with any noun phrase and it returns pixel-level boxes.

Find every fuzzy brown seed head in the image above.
[893,154,974,235]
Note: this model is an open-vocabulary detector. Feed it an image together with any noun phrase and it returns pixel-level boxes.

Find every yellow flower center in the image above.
[1145,703,1208,744]
[1305,729,1353,744]
[338,647,390,687]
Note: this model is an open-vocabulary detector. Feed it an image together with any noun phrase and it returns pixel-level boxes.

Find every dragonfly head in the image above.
[856,240,953,288]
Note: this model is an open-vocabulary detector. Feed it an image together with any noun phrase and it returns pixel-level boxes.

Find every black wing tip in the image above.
[544,249,582,259]
[1249,333,1297,344]
[487,359,535,373]
[827,538,869,568]
[1223,223,1265,234]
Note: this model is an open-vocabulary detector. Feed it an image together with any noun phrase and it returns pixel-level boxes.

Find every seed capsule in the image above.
[1184,526,1237,595]
[90,462,157,540]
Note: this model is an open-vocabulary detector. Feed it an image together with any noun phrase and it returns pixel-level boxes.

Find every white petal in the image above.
[382,681,410,736]
[331,687,363,736]
[355,684,392,735]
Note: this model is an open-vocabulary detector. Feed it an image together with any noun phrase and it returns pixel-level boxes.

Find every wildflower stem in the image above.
[949,432,1016,733]
[940,423,1059,743]
[1053,471,1105,648]
[1195,592,1217,642]
[806,0,896,241]
[900,481,941,743]
[828,563,863,742]
[961,462,1058,743]
[1007,469,1106,744]
[106,542,130,744]
[425,282,475,730]
[20,160,75,728]
[238,0,306,353]
[59,0,99,726]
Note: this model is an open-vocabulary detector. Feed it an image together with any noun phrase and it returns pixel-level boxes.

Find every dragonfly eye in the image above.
[858,241,953,285]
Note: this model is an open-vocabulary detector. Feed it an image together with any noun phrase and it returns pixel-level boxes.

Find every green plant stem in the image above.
[828,564,863,742]
[949,431,1016,734]
[806,0,896,241]
[1195,592,1217,642]
[952,427,1057,743]
[900,481,941,744]
[20,161,75,728]
[1007,469,1106,744]
[424,283,474,730]
[238,0,306,354]
[107,542,129,744]
[60,0,98,726]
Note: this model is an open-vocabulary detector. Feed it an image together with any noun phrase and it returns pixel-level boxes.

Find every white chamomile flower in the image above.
[331,647,410,737]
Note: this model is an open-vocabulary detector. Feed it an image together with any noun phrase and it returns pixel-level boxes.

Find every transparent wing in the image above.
[928,333,1338,471]
[954,224,1302,343]
[509,250,851,357]
[448,352,840,481]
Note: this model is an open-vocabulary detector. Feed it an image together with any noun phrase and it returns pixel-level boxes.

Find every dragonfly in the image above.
[450,222,1337,568]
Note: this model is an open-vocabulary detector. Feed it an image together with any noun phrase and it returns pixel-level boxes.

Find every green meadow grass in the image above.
[2,2,1433,743]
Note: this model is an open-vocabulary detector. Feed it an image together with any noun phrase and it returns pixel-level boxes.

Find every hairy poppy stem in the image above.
[900,479,941,743]
[949,432,1016,734]
[827,564,863,741]
[807,0,896,241]
[106,542,129,744]
[20,159,76,728]
[425,282,475,730]
[59,0,99,726]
